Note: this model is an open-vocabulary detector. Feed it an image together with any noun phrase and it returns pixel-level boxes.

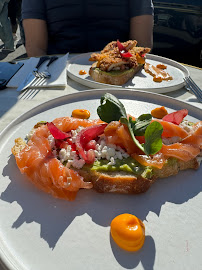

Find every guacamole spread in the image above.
[84,157,153,179]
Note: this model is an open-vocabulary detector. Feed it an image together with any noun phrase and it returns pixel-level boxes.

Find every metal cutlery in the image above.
[35,56,58,78]
[184,76,202,103]
[17,56,49,92]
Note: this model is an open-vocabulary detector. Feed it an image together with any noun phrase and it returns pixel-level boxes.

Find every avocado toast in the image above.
[12,93,201,200]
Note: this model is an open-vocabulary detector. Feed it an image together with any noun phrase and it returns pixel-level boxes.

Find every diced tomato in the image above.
[76,124,107,163]
[47,122,71,139]
[162,109,188,125]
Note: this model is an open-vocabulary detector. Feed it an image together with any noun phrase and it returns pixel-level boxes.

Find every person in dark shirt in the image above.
[22,0,154,57]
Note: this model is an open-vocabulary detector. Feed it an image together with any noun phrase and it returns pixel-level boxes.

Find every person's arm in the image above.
[23,19,48,57]
[130,15,154,49]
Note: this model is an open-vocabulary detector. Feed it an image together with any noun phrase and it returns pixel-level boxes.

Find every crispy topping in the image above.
[89,40,150,72]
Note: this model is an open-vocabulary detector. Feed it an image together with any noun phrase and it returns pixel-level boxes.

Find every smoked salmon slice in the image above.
[104,121,144,154]
[14,120,93,201]
[181,121,202,149]
[160,143,200,162]
[52,117,104,132]
[153,119,188,138]
[132,153,166,169]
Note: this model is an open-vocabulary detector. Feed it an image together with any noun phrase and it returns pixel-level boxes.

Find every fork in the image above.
[184,76,202,103]
[35,56,58,78]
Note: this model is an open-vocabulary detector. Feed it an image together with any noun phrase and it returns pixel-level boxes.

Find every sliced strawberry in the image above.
[76,124,107,163]
[162,109,188,125]
[47,122,71,139]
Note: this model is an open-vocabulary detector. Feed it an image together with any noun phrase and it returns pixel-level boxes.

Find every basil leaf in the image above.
[144,121,163,155]
[97,93,127,123]
[133,114,152,136]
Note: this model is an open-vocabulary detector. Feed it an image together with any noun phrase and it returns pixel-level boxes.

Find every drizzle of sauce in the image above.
[156,63,167,69]
[144,62,173,82]
[79,70,87,75]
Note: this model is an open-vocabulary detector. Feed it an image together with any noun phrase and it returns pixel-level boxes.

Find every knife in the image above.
[17,56,50,92]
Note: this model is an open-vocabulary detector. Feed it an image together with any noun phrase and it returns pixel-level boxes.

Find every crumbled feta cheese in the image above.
[71,126,84,143]
[162,136,181,145]
[108,157,116,166]
[179,120,193,132]
[56,131,130,170]
[48,135,55,148]
[94,138,129,162]
[59,147,77,163]
[114,151,123,160]
[72,158,85,169]
[26,128,36,140]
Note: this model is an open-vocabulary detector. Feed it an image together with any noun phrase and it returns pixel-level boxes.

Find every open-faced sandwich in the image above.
[89,40,150,85]
[12,93,201,201]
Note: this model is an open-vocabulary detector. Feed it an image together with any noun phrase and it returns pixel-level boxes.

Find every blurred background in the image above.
[0,0,202,67]
[152,0,202,67]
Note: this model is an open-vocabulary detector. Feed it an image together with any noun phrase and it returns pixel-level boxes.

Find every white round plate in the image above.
[67,53,189,93]
[0,89,201,270]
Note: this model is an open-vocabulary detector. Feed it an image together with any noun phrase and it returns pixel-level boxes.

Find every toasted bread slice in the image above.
[76,169,156,193]
[76,157,200,194]
[11,138,26,156]
[89,63,143,85]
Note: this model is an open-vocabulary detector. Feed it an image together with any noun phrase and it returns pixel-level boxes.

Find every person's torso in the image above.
[44,0,131,54]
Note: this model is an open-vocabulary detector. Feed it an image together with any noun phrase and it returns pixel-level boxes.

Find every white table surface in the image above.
[0,55,202,134]
[0,56,201,270]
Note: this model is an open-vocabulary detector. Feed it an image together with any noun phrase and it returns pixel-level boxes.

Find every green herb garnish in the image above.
[97,93,127,122]
[97,93,163,155]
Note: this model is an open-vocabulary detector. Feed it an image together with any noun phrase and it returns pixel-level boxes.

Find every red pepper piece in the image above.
[47,122,71,140]
[117,40,132,58]
[162,109,188,125]
[76,124,107,163]
[117,40,125,51]
[121,52,132,58]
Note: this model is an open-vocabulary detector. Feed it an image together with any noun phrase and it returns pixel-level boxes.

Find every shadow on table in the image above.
[1,154,202,269]
[0,90,19,120]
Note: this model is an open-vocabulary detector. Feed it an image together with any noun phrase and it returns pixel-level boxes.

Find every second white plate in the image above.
[67,53,189,93]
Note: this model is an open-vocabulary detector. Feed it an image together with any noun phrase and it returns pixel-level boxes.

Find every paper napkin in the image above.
[7,53,69,89]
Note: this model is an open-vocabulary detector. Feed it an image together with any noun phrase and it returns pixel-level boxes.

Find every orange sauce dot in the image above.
[79,70,87,75]
[151,106,168,119]
[110,213,145,252]
[72,109,90,119]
